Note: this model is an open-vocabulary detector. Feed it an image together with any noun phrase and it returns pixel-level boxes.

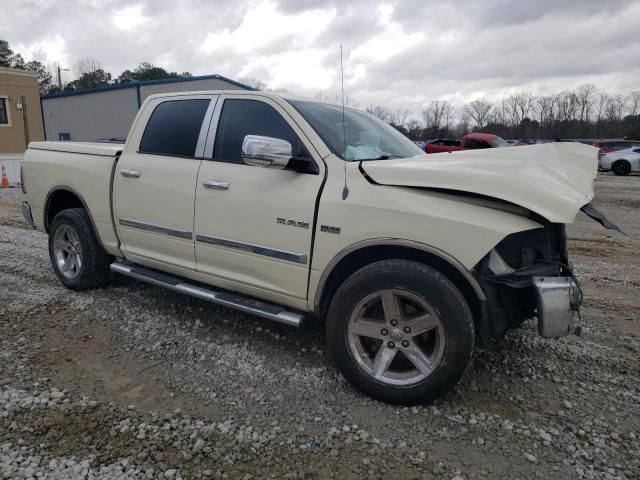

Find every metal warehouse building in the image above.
[40,74,254,142]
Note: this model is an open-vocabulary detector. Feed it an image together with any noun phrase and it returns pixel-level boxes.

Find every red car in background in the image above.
[592,139,640,153]
[425,133,509,153]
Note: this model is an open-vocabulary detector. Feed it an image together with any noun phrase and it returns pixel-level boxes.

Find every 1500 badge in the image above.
[277,217,310,229]
[321,225,341,234]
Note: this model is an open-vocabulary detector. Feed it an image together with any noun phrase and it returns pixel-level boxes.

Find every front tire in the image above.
[48,208,112,290]
[612,160,631,176]
[326,260,474,405]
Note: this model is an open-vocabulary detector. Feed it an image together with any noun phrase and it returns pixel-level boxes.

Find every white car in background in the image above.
[600,146,640,175]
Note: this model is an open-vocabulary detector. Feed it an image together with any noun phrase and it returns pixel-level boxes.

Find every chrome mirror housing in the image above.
[242,135,292,169]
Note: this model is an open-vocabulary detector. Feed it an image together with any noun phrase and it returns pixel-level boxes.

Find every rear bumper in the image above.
[533,276,579,337]
[21,201,36,229]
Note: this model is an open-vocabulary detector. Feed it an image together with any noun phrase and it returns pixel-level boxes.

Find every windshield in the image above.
[289,100,425,161]
[490,136,509,148]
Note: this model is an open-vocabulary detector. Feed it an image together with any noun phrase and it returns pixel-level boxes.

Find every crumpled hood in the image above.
[361,142,598,223]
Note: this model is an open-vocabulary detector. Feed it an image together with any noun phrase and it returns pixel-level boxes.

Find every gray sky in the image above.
[5,0,639,113]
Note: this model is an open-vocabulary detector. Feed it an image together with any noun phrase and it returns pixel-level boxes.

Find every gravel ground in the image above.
[0,173,639,480]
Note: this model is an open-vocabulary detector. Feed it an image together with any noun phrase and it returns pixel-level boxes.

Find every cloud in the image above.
[2,0,638,116]
[200,2,335,55]
[112,5,149,31]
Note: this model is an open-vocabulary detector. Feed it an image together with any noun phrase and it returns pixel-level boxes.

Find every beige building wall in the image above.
[0,67,45,155]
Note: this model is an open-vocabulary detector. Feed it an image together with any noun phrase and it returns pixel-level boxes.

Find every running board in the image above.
[110,262,304,327]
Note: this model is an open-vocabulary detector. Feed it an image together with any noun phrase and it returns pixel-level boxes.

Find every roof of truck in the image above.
[144,89,349,111]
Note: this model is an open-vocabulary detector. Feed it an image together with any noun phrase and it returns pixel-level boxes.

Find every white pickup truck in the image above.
[21,90,604,404]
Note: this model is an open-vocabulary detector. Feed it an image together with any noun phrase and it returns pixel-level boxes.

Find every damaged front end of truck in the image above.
[361,142,623,339]
[474,223,580,338]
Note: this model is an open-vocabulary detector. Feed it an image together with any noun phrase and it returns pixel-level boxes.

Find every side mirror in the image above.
[242,135,292,169]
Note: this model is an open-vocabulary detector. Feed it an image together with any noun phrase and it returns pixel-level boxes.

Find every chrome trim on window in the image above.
[195,96,219,158]
[119,218,192,239]
[203,97,225,159]
[196,233,307,264]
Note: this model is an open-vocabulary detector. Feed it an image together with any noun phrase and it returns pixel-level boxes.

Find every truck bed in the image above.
[28,141,123,157]
[22,141,122,256]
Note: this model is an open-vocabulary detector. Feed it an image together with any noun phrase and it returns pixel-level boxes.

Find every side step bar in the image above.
[110,262,304,327]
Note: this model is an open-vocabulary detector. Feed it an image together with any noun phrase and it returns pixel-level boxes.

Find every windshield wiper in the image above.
[360,154,402,161]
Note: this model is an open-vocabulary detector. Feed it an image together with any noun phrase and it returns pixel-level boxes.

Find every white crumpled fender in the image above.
[361,142,598,223]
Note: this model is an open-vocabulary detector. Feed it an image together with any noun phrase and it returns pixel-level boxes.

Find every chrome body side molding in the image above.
[196,234,308,265]
[118,218,192,240]
[110,262,304,327]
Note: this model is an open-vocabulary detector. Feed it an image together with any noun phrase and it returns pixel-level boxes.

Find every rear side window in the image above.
[139,99,210,158]
[213,99,310,164]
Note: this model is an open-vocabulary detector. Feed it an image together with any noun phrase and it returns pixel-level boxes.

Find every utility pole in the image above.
[57,66,69,90]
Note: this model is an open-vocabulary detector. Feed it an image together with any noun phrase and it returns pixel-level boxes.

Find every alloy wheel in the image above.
[53,224,83,279]
[347,289,445,386]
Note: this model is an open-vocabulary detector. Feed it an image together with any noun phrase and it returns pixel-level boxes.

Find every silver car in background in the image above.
[599,146,640,176]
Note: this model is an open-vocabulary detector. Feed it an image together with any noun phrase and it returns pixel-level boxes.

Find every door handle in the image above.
[120,169,141,178]
[203,180,230,190]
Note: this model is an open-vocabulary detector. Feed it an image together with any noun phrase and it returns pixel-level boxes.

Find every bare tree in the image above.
[626,91,640,117]
[505,92,535,135]
[594,90,609,138]
[455,109,472,136]
[536,95,556,133]
[405,118,423,139]
[422,100,443,132]
[74,57,103,77]
[605,95,625,123]
[492,97,509,126]
[366,105,391,123]
[463,99,493,130]
[555,91,579,123]
[422,100,455,135]
[442,102,456,132]
[388,108,411,128]
[576,84,597,123]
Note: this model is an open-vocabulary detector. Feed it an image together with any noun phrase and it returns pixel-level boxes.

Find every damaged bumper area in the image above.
[476,224,582,338]
[533,277,580,337]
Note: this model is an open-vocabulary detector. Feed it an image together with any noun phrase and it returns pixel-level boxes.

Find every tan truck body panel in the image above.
[22,91,598,313]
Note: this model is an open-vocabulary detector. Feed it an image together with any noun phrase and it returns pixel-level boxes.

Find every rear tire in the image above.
[48,208,112,290]
[612,160,631,176]
[326,260,474,405]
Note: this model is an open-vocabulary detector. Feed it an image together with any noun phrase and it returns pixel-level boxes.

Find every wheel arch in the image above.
[44,186,106,250]
[313,239,487,325]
